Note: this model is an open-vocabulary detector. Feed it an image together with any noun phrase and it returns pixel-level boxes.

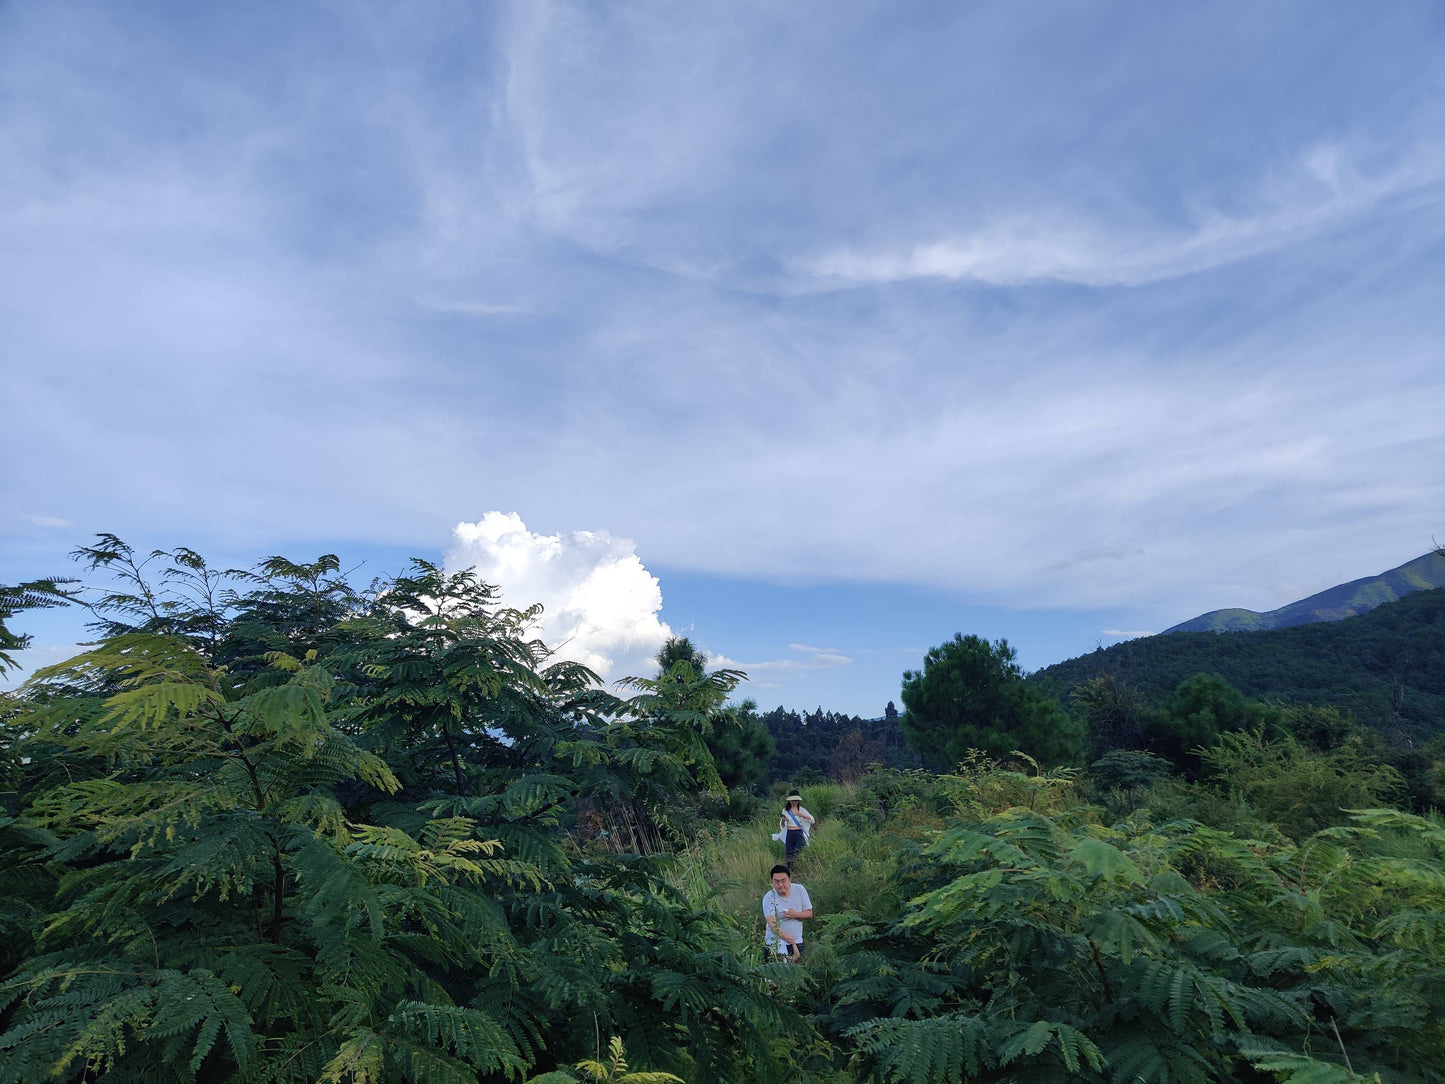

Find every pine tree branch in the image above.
[270,847,286,945]
[441,720,468,797]
[1087,938,1114,1004]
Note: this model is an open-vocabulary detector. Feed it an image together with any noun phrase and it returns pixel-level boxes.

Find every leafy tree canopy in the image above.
[649,637,772,791]
[0,540,799,1084]
[0,577,76,674]
[900,634,1084,768]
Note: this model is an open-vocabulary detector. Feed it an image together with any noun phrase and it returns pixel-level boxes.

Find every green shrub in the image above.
[1201,729,1405,839]
[838,805,1445,1082]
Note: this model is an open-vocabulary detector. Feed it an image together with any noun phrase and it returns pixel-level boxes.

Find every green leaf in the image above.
[1070,836,1144,885]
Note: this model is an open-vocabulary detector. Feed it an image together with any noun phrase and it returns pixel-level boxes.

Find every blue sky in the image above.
[3,1,1443,715]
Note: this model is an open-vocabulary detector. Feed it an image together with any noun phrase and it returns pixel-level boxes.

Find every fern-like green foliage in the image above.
[0,577,76,675]
[616,657,747,797]
[24,540,1440,1083]
[546,1034,685,1084]
[829,765,1445,1083]
[0,540,801,1084]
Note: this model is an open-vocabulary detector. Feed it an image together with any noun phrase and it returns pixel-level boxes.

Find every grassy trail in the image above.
[670,782,940,968]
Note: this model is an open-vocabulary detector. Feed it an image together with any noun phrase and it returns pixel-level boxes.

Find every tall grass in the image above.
[673,763,1076,935]
[671,779,947,966]
[661,768,1056,1083]
[677,816,780,915]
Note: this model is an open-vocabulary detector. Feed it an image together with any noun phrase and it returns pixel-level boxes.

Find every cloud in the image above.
[802,142,1445,288]
[3,0,1444,659]
[22,515,73,528]
[706,643,855,695]
[708,643,854,675]
[1047,546,1147,574]
[416,297,532,317]
[445,512,671,683]
[1101,629,1156,639]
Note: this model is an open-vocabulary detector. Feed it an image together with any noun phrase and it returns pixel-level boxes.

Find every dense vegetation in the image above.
[901,635,1083,768]
[756,704,921,785]
[707,769,1445,1083]
[1033,588,1445,739]
[3,539,1444,1082]
[0,542,800,1083]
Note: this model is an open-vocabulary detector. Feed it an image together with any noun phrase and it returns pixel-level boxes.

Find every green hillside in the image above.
[1034,586,1445,737]
[1164,551,1445,632]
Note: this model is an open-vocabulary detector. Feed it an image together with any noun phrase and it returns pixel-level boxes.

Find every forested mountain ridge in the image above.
[1164,550,1445,633]
[1033,586,1445,737]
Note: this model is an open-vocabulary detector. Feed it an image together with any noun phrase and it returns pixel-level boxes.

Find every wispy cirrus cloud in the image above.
[706,643,855,694]
[708,643,854,675]
[4,1,1445,715]
[802,142,1445,288]
[416,297,533,317]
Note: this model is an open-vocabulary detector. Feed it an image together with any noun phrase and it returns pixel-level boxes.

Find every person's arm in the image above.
[765,918,796,946]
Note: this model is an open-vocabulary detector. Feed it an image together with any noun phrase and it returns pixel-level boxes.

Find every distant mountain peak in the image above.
[1164,551,1445,634]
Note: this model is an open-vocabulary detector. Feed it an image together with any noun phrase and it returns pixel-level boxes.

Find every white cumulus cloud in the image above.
[445,512,672,684]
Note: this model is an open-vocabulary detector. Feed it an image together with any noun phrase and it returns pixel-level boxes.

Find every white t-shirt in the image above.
[762,883,813,950]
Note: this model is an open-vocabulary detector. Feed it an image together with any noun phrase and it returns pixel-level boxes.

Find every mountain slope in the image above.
[1032,587,1445,738]
[1164,551,1445,633]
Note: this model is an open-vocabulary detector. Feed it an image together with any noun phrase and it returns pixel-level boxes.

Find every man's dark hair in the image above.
[770,865,790,878]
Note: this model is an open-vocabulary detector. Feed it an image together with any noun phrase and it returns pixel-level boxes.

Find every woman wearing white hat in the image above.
[778,792,815,873]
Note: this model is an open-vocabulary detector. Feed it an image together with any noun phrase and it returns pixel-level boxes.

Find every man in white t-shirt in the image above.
[762,865,813,962]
